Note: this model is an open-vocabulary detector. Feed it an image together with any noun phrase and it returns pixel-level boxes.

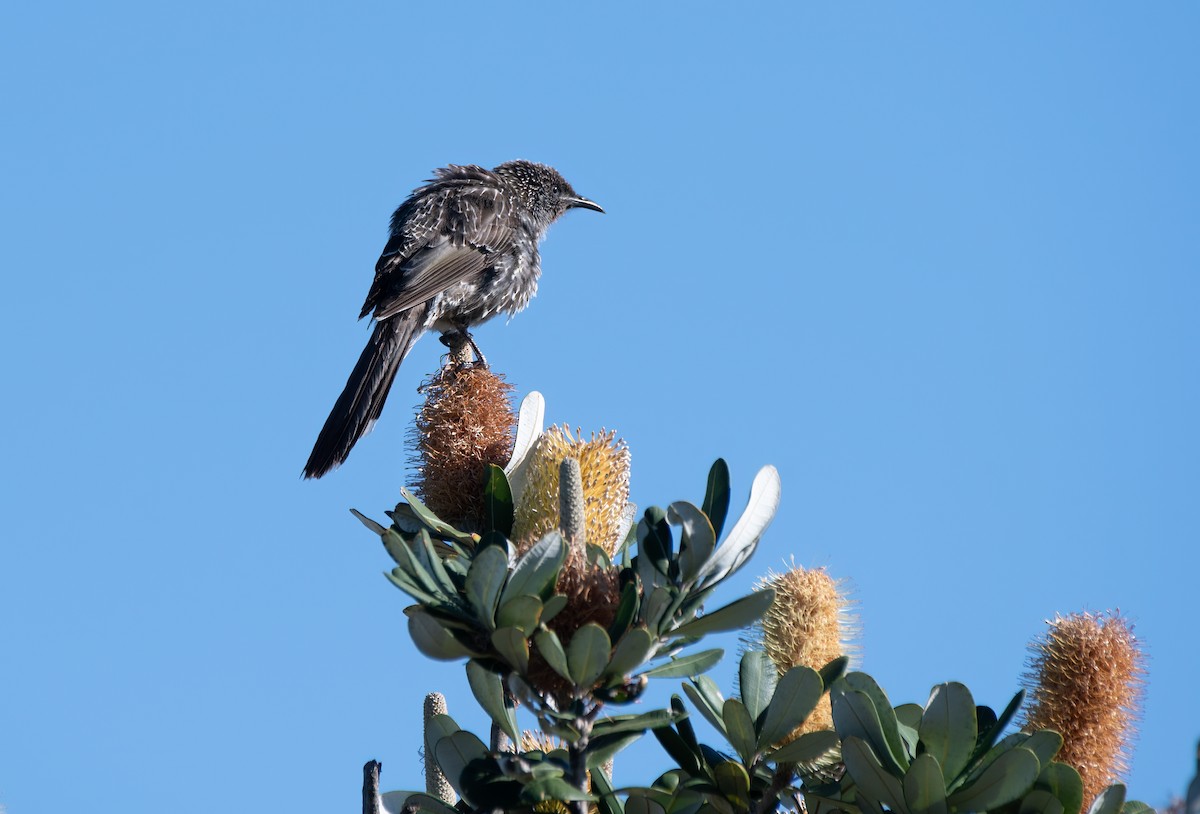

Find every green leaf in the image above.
[1024,730,1065,768]
[669,590,775,638]
[534,628,572,681]
[722,698,757,765]
[380,792,459,814]
[491,626,530,674]
[738,650,777,722]
[567,623,612,688]
[593,709,681,738]
[406,607,476,660]
[758,665,823,750]
[587,731,645,769]
[903,753,948,814]
[623,795,667,814]
[818,655,850,688]
[697,465,780,588]
[669,500,716,585]
[1086,786,1126,814]
[920,682,977,783]
[607,627,656,678]
[591,762,625,814]
[541,593,568,623]
[501,530,565,606]
[701,459,732,541]
[351,508,387,535]
[483,464,514,536]
[972,689,1025,764]
[683,676,727,736]
[608,579,641,642]
[465,544,508,628]
[642,586,676,633]
[837,674,909,772]
[638,506,673,575]
[841,736,906,814]
[769,728,840,765]
[947,746,1040,812]
[496,594,542,633]
[1021,789,1067,814]
[433,730,489,798]
[643,648,723,679]
[425,712,461,757]
[1119,801,1153,814]
[713,761,751,807]
[399,488,478,546]
[831,685,905,775]
[465,661,518,745]
[1038,761,1084,814]
[653,725,706,776]
[520,776,595,803]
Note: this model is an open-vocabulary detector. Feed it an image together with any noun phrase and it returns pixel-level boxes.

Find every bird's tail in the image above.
[304,310,425,479]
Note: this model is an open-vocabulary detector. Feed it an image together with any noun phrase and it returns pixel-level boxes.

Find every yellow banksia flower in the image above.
[757,564,856,739]
[411,362,516,532]
[511,425,630,556]
[1021,611,1146,811]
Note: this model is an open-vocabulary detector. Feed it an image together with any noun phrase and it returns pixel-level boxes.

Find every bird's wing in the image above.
[361,183,516,322]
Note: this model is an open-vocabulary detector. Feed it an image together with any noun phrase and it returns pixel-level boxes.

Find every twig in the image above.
[363,760,382,814]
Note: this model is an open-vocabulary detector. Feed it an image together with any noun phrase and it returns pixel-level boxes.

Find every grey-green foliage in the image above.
[361,460,783,812]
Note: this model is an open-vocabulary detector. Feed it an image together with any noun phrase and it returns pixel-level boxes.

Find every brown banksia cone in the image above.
[755,564,857,739]
[510,425,630,556]
[411,361,515,531]
[1021,611,1146,810]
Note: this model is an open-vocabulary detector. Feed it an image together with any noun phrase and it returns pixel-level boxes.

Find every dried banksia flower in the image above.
[755,564,856,738]
[423,692,457,805]
[411,362,515,531]
[520,729,566,754]
[1021,611,1146,810]
[511,425,630,556]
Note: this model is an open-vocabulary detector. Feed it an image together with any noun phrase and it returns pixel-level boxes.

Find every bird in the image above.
[304,160,603,479]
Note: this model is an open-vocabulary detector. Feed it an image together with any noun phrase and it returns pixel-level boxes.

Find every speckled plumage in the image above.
[304,161,602,479]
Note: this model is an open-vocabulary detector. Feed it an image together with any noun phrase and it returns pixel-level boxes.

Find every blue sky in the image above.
[3,3,1198,812]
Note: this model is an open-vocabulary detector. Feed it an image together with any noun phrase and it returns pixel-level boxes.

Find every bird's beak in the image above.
[565,196,605,214]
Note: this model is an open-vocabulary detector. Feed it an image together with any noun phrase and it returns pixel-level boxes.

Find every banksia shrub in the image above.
[411,362,515,531]
[1021,611,1146,809]
[511,425,630,556]
[755,565,855,737]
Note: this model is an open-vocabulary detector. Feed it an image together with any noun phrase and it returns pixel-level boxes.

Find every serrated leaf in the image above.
[701,459,732,541]
[738,650,776,722]
[758,665,823,749]
[697,465,780,588]
[501,530,565,606]
[947,746,1040,812]
[496,594,542,633]
[483,464,514,536]
[670,500,716,585]
[465,544,508,628]
[722,698,757,765]
[567,623,611,688]
[920,682,977,784]
[643,648,723,679]
[842,736,906,813]
[535,628,572,681]
[491,626,530,674]
[670,590,775,639]
[904,753,948,814]
[466,660,518,745]
[769,728,840,765]
[607,627,656,678]
[406,606,476,660]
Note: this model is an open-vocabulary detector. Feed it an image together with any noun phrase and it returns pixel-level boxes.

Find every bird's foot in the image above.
[440,328,488,368]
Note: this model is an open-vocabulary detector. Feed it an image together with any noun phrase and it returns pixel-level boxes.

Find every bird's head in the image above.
[494,160,604,227]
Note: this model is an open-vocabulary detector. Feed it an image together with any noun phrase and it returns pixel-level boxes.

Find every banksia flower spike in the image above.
[423,692,456,805]
[510,425,631,557]
[1021,611,1146,810]
[755,564,856,738]
[411,361,516,532]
